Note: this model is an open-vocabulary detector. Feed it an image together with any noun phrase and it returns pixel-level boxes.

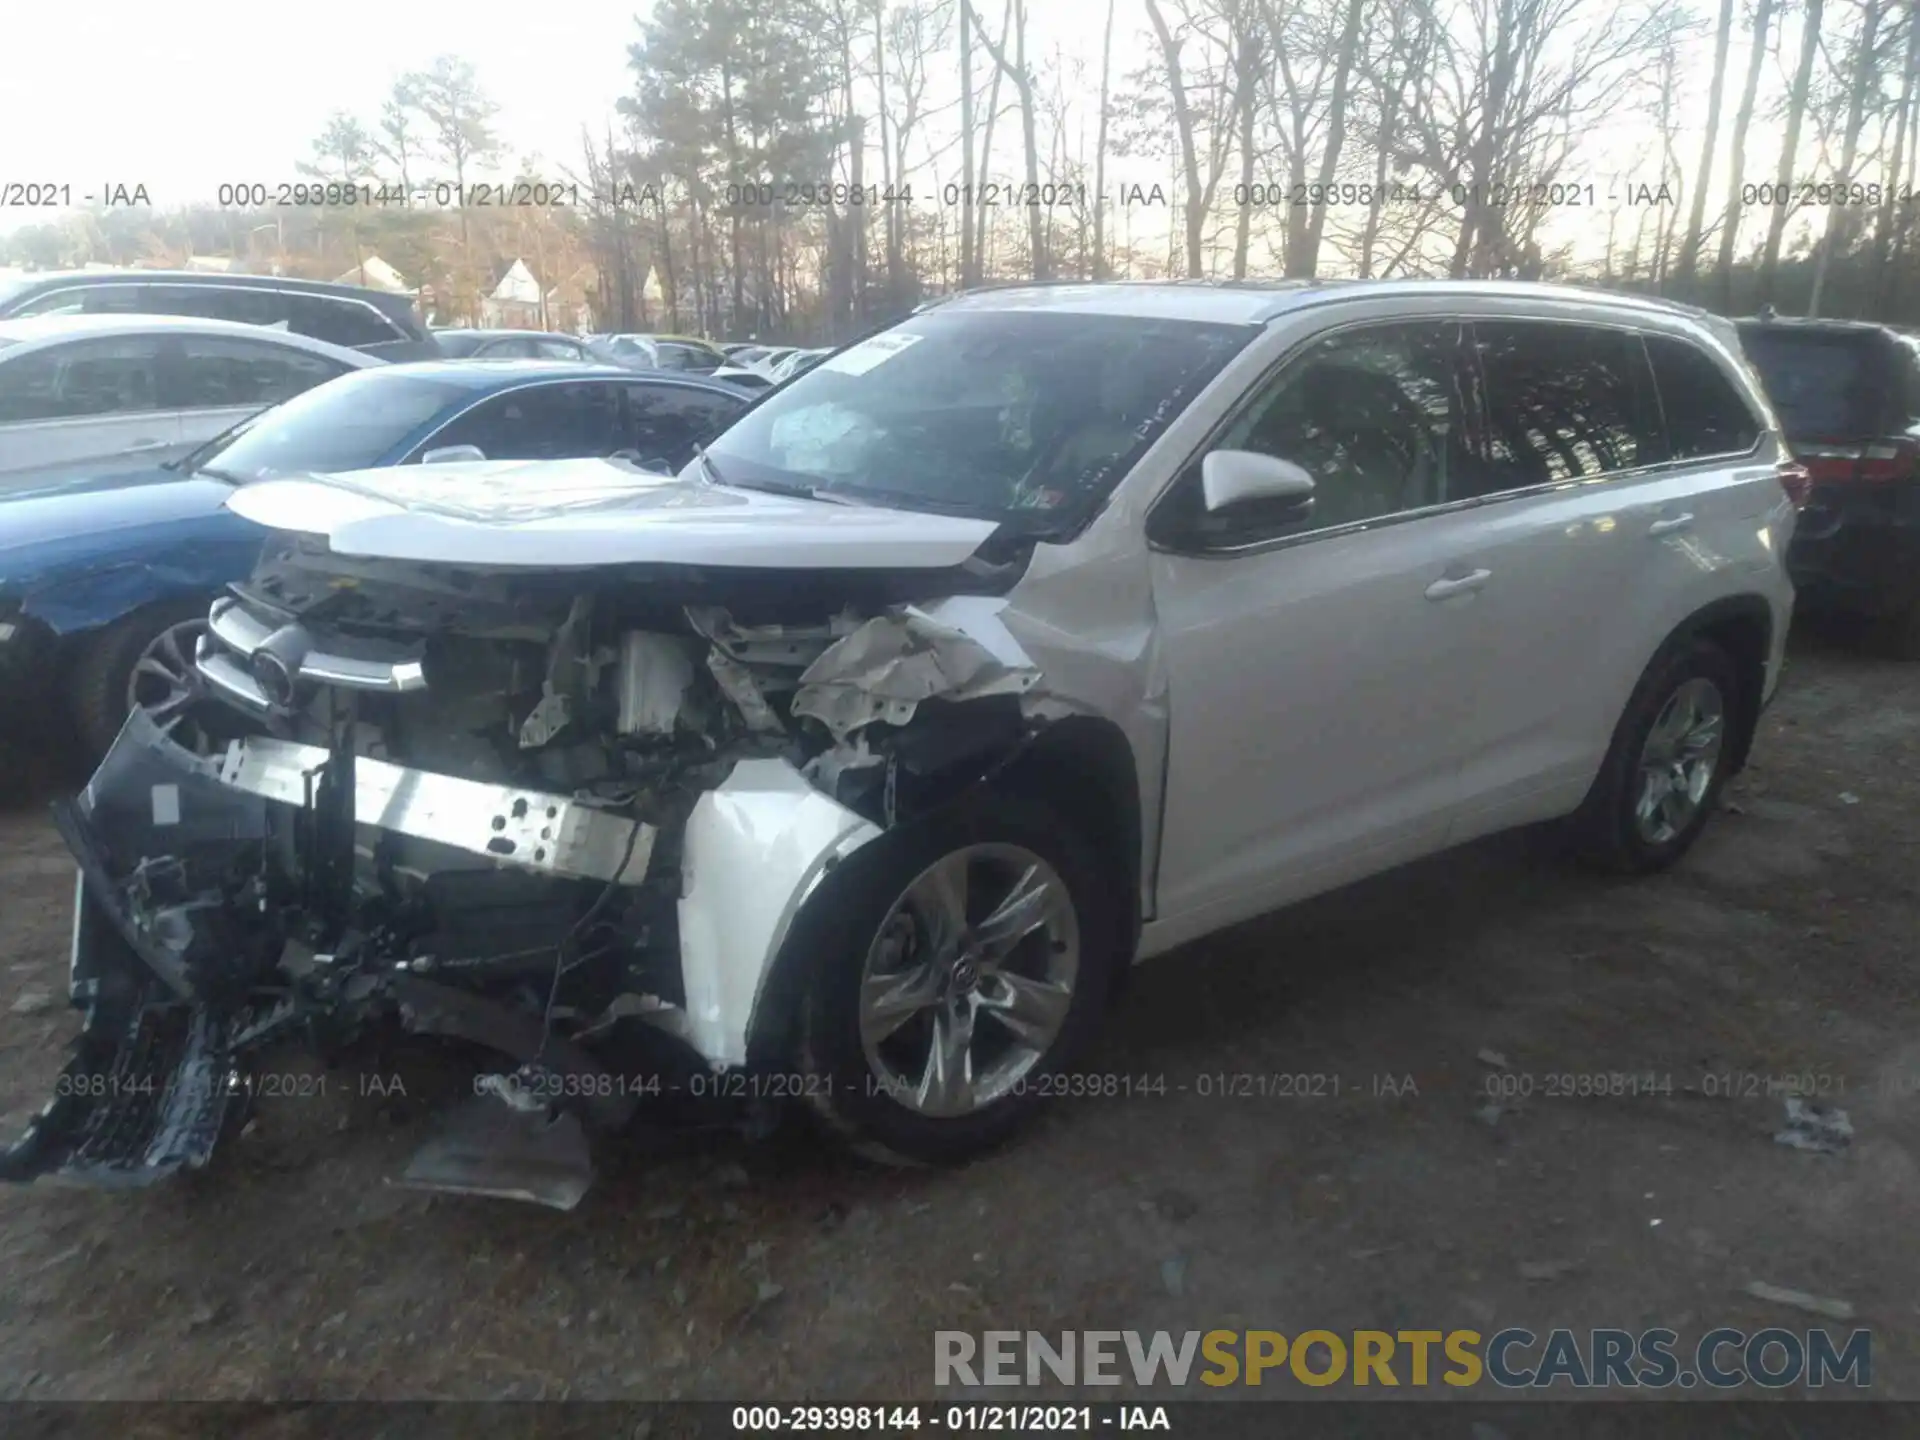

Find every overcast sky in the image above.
[0,0,1807,264]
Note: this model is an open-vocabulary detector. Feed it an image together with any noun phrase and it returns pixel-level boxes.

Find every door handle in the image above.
[1424,568,1492,601]
[124,438,169,452]
[1648,512,1695,536]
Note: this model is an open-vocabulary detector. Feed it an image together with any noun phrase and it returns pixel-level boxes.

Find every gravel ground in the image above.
[1,633,1917,1404]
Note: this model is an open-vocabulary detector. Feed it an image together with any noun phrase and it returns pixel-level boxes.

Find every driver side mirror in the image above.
[1201,450,1316,514]
[420,444,487,465]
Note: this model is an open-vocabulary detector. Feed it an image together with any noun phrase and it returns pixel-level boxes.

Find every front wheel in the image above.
[69,600,214,763]
[1569,638,1739,873]
[797,793,1122,1165]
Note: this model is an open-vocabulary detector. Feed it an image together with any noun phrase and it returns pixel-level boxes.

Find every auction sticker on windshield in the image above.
[822,331,924,375]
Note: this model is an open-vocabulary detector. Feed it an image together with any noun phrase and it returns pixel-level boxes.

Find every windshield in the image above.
[184,370,470,481]
[0,276,32,310]
[1737,326,1889,441]
[702,309,1252,532]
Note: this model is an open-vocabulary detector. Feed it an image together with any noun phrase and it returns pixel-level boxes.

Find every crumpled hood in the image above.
[224,457,1002,570]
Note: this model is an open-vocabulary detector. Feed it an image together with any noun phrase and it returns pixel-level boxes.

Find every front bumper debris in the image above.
[0,875,234,1187]
[1,703,886,1207]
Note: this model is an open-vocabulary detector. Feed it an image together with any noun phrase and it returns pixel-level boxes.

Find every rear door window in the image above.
[621,382,747,468]
[1470,321,1658,491]
[1736,327,1887,441]
[0,336,167,421]
[427,382,624,459]
[1643,333,1761,461]
[160,335,349,410]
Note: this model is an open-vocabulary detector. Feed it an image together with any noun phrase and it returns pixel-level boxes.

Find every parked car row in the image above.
[0,360,748,756]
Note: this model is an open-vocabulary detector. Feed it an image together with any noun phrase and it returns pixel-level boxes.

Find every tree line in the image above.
[6,0,1918,341]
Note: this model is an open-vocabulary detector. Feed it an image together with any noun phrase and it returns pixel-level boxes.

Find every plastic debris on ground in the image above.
[1773,1096,1853,1154]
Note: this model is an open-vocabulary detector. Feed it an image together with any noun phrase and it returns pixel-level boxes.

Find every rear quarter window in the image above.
[1644,334,1760,460]
[288,295,403,349]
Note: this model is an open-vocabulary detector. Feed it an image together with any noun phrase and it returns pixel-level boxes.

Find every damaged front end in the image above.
[3,532,1053,1208]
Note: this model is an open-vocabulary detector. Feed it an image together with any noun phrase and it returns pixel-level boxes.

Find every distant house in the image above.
[546,262,600,334]
[480,258,547,329]
[331,254,414,295]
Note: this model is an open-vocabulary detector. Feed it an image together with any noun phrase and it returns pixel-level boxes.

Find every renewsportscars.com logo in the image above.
[934,1328,1872,1390]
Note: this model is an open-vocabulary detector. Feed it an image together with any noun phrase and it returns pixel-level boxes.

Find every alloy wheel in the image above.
[1633,676,1725,845]
[127,619,210,753]
[857,842,1080,1119]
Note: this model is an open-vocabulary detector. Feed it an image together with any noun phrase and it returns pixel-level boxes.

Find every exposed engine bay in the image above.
[1,525,1062,1208]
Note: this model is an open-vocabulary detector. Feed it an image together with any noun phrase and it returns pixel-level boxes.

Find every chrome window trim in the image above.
[1146,308,1769,562]
[9,281,410,343]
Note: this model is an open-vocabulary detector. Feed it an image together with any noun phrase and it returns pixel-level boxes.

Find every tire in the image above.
[795,791,1123,1166]
[1568,637,1741,874]
[68,599,213,763]
[1887,596,1920,661]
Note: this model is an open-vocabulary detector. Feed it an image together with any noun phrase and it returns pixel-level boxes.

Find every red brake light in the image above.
[1856,441,1917,482]
[1776,460,1813,509]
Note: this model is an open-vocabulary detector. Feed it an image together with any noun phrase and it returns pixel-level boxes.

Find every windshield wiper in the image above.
[692,442,727,487]
[692,446,863,505]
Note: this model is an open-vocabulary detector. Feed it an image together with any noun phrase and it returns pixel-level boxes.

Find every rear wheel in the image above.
[1569,638,1739,873]
[797,793,1122,1165]
[1888,595,1920,660]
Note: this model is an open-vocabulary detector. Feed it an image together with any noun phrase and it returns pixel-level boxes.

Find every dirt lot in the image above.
[1,633,1917,1404]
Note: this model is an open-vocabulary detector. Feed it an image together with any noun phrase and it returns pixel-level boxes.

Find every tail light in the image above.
[1856,440,1918,482]
[1793,439,1920,485]
[1776,460,1813,509]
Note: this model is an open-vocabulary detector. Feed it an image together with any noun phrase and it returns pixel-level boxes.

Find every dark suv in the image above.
[1737,316,1920,655]
[0,271,438,361]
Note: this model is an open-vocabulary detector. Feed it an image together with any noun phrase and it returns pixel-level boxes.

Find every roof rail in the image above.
[912,278,1087,312]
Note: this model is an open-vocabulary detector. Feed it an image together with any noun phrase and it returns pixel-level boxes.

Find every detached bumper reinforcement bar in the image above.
[214,736,657,884]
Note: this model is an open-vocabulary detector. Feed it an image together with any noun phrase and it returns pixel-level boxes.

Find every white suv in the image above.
[26,280,1799,1201]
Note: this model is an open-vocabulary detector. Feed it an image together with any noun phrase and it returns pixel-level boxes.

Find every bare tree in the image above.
[374,78,425,194]
[1144,0,1236,278]
[1714,0,1779,308]
[1356,7,1436,278]
[959,0,978,287]
[409,54,504,318]
[1757,0,1830,301]
[1290,0,1369,277]
[969,0,1050,278]
[1394,0,1662,279]
[972,0,1014,277]
[1811,0,1889,314]
[1093,0,1118,279]
[885,0,951,300]
[1870,0,1920,305]
[1674,0,1737,284]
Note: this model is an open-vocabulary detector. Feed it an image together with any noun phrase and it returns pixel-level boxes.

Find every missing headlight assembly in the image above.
[2,533,1092,1209]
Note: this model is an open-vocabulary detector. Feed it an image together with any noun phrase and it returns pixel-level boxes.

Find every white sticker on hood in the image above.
[821,332,923,376]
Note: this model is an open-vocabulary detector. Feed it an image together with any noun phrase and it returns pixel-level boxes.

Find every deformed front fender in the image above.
[677,758,883,1069]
